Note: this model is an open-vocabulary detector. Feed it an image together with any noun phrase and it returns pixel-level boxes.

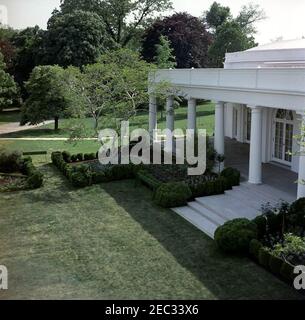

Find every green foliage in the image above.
[137,170,162,191]
[204,2,231,30]
[220,167,241,190]
[62,151,71,163]
[288,198,305,228]
[84,153,96,161]
[45,10,107,67]
[208,21,256,67]
[280,261,295,282]
[258,248,272,268]
[154,35,176,69]
[22,65,72,130]
[215,218,258,254]
[154,182,192,208]
[249,239,263,260]
[0,149,22,173]
[189,177,225,198]
[26,171,44,189]
[70,165,92,188]
[60,0,173,48]
[0,52,17,111]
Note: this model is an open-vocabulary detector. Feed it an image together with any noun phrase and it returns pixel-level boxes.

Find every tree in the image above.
[205,3,265,67]
[44,10,107,68]
[0,26,17,72]
[208,21,257,67]
[21,65,72,130]
[204,2,231,31]
[0,52,17,111]
[154,35,176,69]
[142,12,212,68]
[59,0,173,47]
[11,26,45,84]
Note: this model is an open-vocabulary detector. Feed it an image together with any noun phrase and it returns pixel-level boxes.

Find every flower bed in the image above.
[0,150,43,192]
[215,199,305,289]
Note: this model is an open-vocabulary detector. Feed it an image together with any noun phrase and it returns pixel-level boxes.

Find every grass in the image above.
[0,163,303,300]
[0,101,215,139]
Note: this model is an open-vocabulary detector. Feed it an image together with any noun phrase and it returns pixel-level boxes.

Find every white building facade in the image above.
[149,39,305,199]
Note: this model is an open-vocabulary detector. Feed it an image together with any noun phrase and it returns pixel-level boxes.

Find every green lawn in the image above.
[0,164,302,300]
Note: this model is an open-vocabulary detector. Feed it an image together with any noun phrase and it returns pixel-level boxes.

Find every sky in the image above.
[0,0,304,45]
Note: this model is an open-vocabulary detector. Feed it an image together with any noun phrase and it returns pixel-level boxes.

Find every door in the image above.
[272,109,293,165]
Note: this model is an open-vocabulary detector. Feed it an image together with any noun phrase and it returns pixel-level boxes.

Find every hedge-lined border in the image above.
[0,157,44,192]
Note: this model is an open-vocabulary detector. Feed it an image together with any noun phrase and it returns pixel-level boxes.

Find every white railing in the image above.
[152,68,305,94]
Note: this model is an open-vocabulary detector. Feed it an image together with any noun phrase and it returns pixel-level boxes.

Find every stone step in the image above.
[188,201,226,226]
[172,206,218,239]
[196,194,259,221]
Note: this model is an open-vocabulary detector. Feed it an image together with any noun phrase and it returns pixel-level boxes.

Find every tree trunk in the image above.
[54,117,59,131]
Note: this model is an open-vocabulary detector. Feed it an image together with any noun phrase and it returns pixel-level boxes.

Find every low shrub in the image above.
[269,255,284,275]
[69,165,92,188]
[288,198,305,229]
[154,182,192,208]
[26,171,44,189]
[71,155,78,162]
[0,150,22,173]
[220,167,241,189]
[77,153,84,162]
[62,151,71,163]
[110,164,135,181]
[189,177,225,198]
[84,153,96,161]
[253,215,268,239]
[137,170,162,191]
[249,239,263,259]
[215,218,258,254]
[258,248,272,268]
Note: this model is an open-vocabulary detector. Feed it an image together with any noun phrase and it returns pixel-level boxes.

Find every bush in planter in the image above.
[215,218,258,254]
[154,182,192,208]
[258,248,272,268]
[249,239,263,259]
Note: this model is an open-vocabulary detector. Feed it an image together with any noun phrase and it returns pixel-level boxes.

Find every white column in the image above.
[297,113,305,199]
[149,94,157,139]
[214,101,225,172]
[214,101,225,155]
[187,98,197,131]
[165,96,175,151]
[248,106,263,184]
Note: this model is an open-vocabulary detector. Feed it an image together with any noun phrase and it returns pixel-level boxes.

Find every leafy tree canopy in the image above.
[44,10,107,68]
[204,2,231,31]
[59,0,173,47]
[154,35,176,69]
[21,65,73,130]
[0,52,17,111]
[142,12,212,68]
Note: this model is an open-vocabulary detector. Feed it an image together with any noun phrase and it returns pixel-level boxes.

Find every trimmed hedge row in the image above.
[136,170,162,191]
[249,240,296,282]
[189,177,226,198]
[220,167,241,190]
[51,151,135,188]
[19,157,44,189]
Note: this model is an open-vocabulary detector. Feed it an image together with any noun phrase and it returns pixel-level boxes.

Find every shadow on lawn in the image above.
[101,180,302,300]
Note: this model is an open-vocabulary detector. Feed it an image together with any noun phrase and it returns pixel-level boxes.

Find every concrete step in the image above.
[196,194,259,221]
[172,206,218,239]
[188,201,226,226]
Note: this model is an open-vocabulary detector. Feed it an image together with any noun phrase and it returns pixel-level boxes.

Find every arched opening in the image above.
[272,109,294,165]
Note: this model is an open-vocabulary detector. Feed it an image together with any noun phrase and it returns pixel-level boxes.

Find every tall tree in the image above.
[142,12,212,68]
[204,2,231,31]
[0,52,17,112]
[154,35,176,69]
[0,26,17,72]
[21,66,72,130]
[205,2,266,67]
[59,0,173,47]
[11,26,45,88]
[44,10,107,68]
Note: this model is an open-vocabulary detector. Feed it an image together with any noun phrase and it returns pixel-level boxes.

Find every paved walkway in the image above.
[0,121,54,135]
